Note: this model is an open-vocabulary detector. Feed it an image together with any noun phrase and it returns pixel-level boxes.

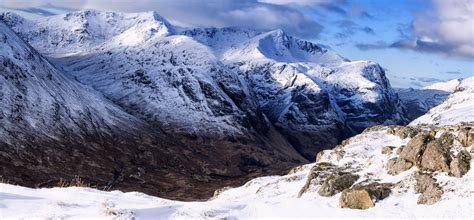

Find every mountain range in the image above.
[0,10,468,200]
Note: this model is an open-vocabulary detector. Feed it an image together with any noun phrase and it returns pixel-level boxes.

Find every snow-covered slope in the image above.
[1,124,472,219]
[411,77,474,126]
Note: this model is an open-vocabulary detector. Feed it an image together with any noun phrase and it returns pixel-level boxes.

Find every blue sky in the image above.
[307,0,473,88]
[1,0,472,88]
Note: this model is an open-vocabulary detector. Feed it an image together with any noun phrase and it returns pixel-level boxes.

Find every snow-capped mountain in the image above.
[186,27,407,158]
[0,19,309,201]
[395,78,461,121]
[1,10,408,161]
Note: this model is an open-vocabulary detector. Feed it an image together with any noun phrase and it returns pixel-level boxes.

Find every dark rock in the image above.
[298,163,336,197]
[387,126,419,139]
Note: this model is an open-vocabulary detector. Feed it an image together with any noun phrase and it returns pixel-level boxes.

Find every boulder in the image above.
[450,150,471,177]
[298,162,336,197]
[399,132,433,165]
[387,157,413,175]
[414,172,443,205]
[318,172,359,197]
[420,141,451,172]
[339,182,392,209]
[339,189,374,209]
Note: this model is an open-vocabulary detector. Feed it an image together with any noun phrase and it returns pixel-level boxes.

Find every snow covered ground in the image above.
[2,127,473,219]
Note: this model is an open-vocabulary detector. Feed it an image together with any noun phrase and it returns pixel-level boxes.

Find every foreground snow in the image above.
[2,128,473,219]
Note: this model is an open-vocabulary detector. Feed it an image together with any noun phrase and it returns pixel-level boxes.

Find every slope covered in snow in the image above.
[411,77,474,126]
[1,123,472,219]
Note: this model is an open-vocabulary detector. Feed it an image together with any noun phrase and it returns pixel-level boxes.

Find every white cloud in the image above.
[397,0,474,59]
[0,0,323,38]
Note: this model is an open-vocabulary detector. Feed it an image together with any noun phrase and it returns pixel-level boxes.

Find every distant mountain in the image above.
[395,79,461,121]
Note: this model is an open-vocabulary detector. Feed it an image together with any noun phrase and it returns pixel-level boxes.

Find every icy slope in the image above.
[2,20,303,201]
[411,77,474,126]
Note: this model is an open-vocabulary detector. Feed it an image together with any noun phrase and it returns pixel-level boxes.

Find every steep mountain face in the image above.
[186,27,408,158]
[395,79,460,121]
[1,10,408,162]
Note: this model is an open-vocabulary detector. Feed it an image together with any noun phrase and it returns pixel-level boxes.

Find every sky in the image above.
[0,0,472,88]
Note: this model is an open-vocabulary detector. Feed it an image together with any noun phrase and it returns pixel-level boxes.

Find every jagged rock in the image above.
[381,146,395,154]
[457,126,474,148]
[387,126,419,139]
[339,189,374,209]
[399,132,434,165]
[339,182,392,209]
[298,163,336,197]
[318,172,359,197]
[414,172,443,205]
[387,157,413,175]
[420,141,451,172]
[450,150,471,177]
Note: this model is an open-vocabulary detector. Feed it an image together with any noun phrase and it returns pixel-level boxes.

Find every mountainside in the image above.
[0,19,308,201]
[1,74,472,219]
[411,77,474,126]
[0,10,414,201]
[1,10,409,160]
[186,27,407,157]
[396,79,460,121]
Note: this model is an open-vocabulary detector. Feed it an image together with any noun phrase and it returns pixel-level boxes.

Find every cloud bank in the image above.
[393,0,474,59]
[0,0,327,38]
